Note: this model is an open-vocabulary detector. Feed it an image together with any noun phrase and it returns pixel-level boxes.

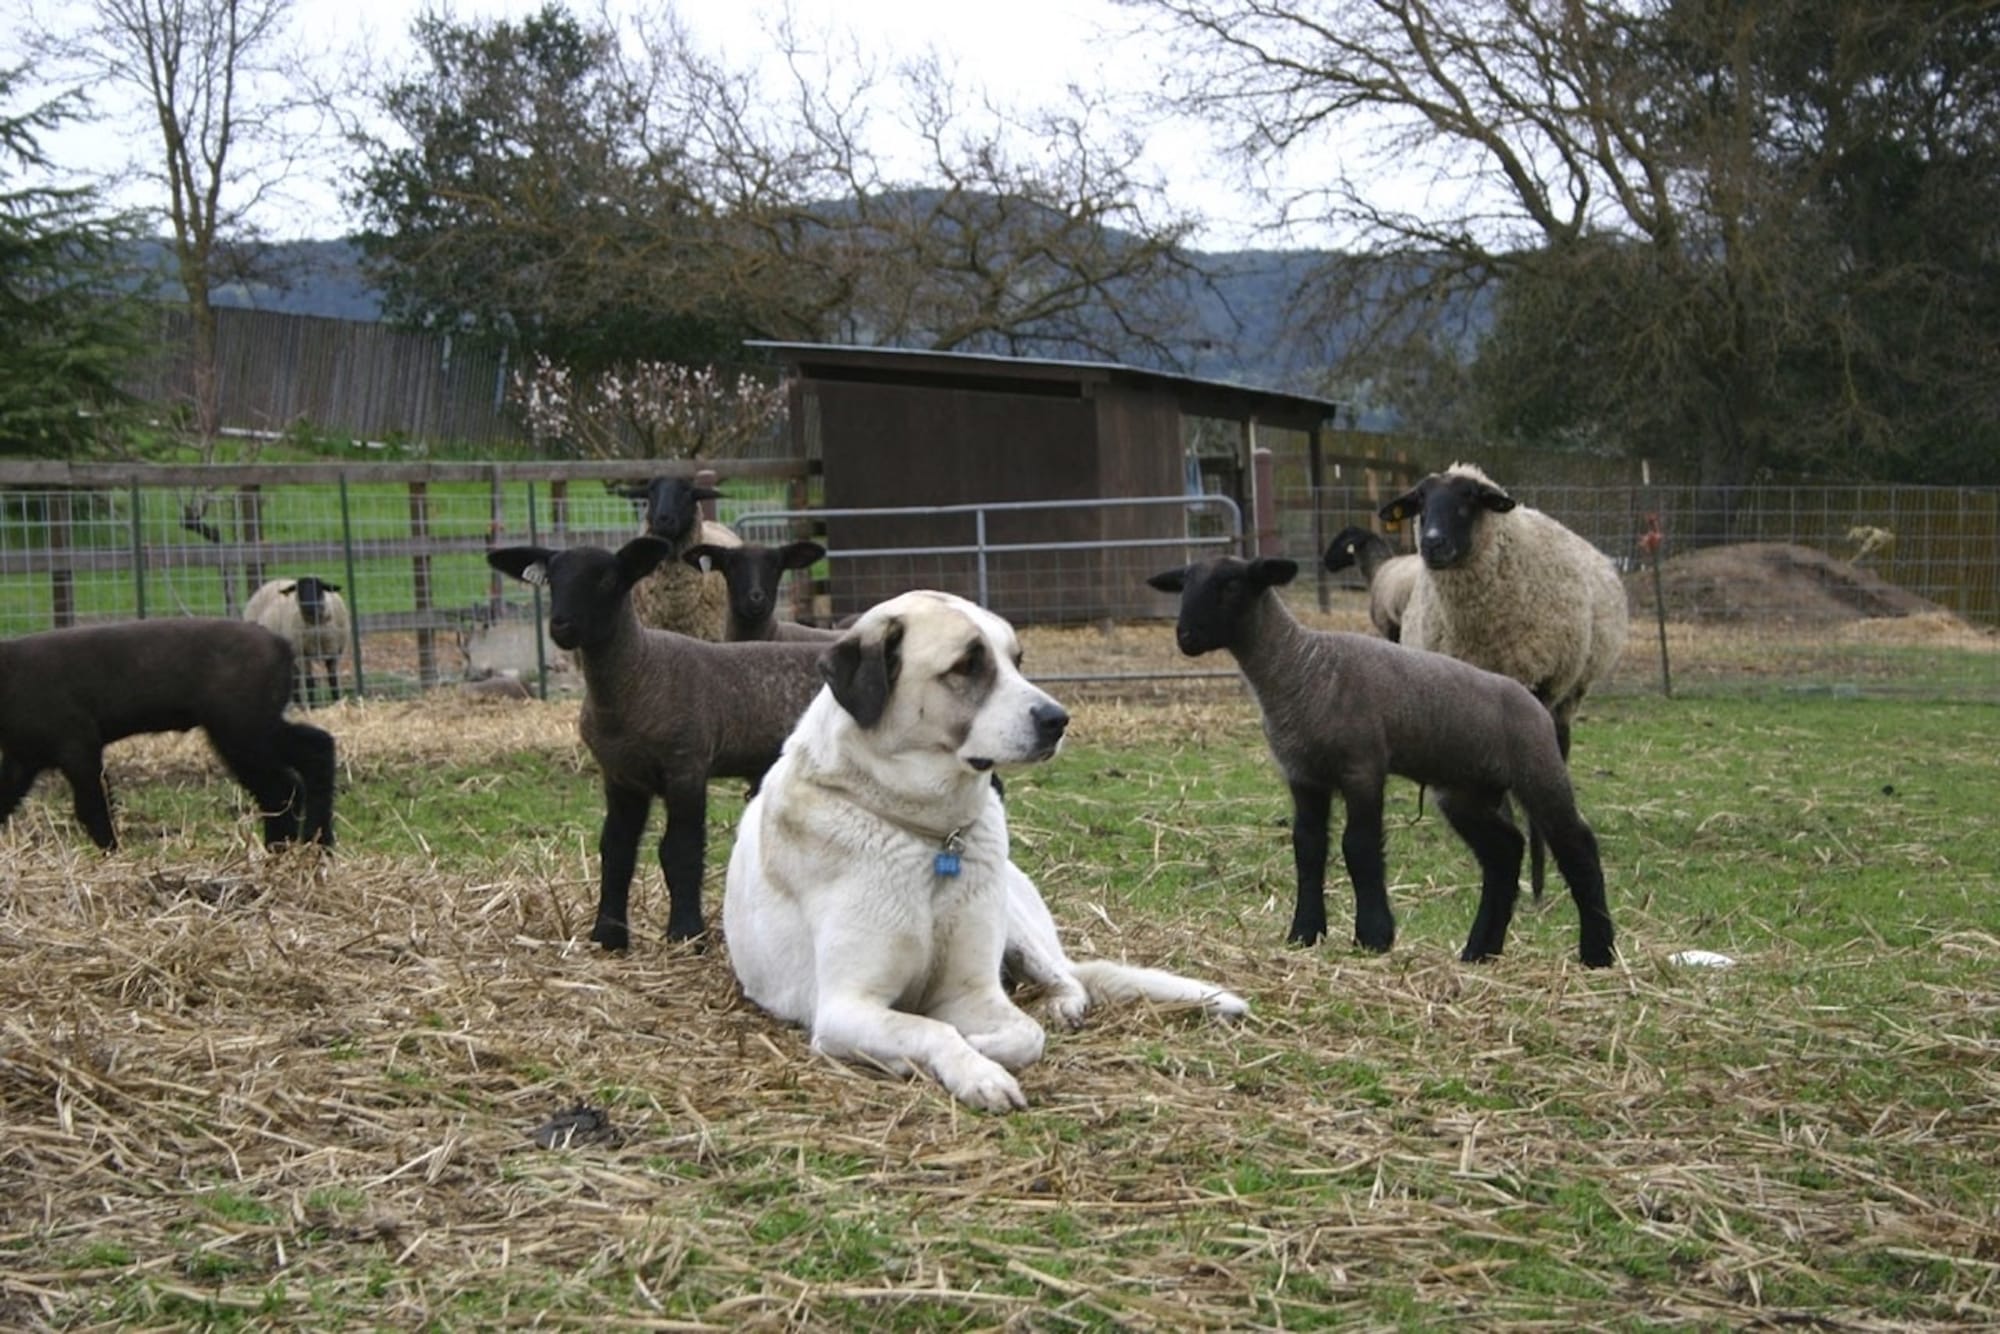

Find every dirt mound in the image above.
[1629,541,1955,625]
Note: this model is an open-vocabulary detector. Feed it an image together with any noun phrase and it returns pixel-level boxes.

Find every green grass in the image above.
[5,689,1997,1328]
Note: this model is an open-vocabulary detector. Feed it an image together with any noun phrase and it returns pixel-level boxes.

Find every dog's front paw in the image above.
[938,1051,1027,1113]
[966,1018,1045,1072]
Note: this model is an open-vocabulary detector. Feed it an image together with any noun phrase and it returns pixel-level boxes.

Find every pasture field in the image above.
[1,686,1996,1330]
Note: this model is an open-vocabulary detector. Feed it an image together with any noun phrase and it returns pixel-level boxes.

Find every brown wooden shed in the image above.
[746,341,1343,623]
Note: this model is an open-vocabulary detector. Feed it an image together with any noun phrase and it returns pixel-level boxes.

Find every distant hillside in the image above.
[131,237,383,322]
[144,232,1478,417]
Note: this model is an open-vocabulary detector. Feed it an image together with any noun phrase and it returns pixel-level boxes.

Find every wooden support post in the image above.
[409,481,435,687]
[49,492,74,628]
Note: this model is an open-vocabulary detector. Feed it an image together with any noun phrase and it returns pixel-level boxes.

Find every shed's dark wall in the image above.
[816,373,1182,621]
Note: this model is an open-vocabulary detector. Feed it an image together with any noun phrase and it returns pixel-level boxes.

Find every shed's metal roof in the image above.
[744,340,1342,428]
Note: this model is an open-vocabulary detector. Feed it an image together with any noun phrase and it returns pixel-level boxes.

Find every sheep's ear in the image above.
[277,580,300,596]
[321,581,341,593]
[1379,486,1424,525]
[684,543,729,572]
[488,546,556,587]
[617,536,676,585]
[1146,567,1190,594]
[1473,480,1517,513]
[780,540,826,570]
[1249,558,1299,589]
[823,616,904,728]
[691,486,722,503]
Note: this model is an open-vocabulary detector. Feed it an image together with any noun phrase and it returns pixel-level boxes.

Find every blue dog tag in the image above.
[935,828,966,877]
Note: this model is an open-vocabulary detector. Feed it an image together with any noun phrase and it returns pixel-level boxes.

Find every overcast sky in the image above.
[5,0,1311,251]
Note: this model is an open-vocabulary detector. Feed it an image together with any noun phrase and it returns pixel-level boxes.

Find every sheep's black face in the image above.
[1321,526,1369,573]
[636,478,721,547]
[541,550,625,651]
[1147,557,1298,656]
[1382,473,1516,571]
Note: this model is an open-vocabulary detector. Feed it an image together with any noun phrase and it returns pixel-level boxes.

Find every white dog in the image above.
[724,590,1247,1112]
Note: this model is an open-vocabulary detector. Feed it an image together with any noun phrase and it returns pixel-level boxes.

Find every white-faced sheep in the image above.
[0,619,336,850]
[486,536,828,948]
[618,477,742,642]
[1147,556,1614,968]
[1380,463,1629,894]
[1321,525,1421,642]
[244,576,350,706]
[684,539,843,642]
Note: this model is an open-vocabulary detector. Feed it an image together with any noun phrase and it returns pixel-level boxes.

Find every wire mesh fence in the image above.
[3,469,1995,701]
[1291,479,2000,700]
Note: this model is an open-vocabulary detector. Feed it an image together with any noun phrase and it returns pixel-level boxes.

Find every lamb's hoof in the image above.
[1580,947,1616,969]
[1286,924,1327,947]
[591,921,631,952]
[1460,946,1500,964]
[1352,924,1394,954]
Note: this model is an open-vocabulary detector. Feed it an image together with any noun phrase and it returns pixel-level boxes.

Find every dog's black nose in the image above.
[1031,701,1069,747]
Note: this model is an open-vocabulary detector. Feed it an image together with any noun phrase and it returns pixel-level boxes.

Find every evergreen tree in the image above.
[0,72,152,458]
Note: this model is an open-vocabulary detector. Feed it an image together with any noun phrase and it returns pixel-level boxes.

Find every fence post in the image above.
[975,506,990,607]
[695,466,719,524]
[240,484,264,611]
[49,492,74,628]
[1252,447,1278,557]
[129,481,147,619]
[338,474,366,699]
[487,465,506,624]
[526,481,548,701]
[409,480,436,688]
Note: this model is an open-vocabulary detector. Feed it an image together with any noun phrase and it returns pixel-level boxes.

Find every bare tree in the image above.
[1126,0,2000,496]
[26,0,306,451]
[349,3,1214,377]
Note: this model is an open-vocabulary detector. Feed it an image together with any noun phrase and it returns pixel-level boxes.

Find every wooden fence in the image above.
[127,307,522,448]
[0,459,811,690]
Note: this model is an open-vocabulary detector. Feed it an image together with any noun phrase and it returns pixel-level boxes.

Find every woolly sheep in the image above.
[486,535,827,948]
[1146,556,1614,968]
[684,539,843,643]
[1321,525,1421,642]
[244,576,350,706]
[0,619,336,850]
[1380,463,1630,893]
[619,477,742,642]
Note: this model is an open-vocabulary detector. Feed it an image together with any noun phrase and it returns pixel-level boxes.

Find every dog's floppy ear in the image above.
[823,614,904,728]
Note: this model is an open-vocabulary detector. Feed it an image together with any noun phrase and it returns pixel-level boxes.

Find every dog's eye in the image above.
[949,643,985,677]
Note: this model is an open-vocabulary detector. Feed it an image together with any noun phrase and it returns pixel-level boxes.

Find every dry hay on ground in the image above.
[3,692,1997,1327]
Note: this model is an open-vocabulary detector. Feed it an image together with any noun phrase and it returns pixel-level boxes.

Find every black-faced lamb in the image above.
[1146,556,1614,968]
[618,477,742,642]
[244,576,350,706]
[1380,463,1629,894]
[485,535,827,948]
[684,539,842,643]
[1321,525,1421,642]
[0,619,336,850]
